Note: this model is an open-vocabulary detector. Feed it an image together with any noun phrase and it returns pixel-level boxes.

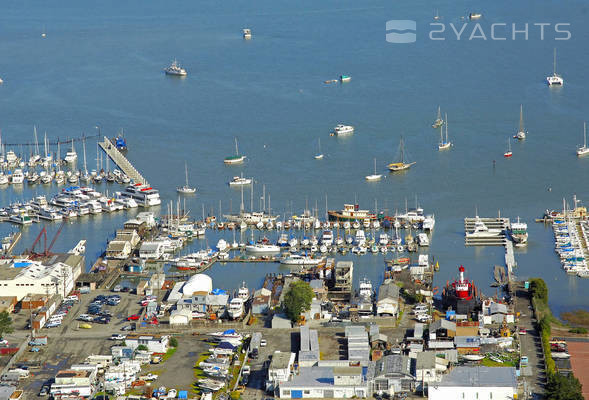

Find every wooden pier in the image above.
[3,231,21,254]
[98,136,148,185]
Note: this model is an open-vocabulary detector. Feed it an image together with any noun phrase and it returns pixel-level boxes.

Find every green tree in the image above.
[137,344,148,351]
[283,281,314,322]
[0,311,14,338]
[546,373,584,400]
[169,337,178,347]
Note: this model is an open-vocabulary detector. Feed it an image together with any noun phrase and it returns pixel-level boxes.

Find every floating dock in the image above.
[98,136,148,185]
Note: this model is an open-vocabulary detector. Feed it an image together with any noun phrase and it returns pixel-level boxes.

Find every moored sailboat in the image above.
[314,138,324,159]
[432,106,443,128]
[365,158,382,181]
[388,136,416,172]
[515,104,527,140]
[438,112,452,150]
[177,161,196,194]
[224,138,246,164]
[577,122,589,157]
[503,138,513,158]
[546,48,564,86]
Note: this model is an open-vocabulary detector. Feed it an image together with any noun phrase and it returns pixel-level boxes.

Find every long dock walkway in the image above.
[98,136,148,185]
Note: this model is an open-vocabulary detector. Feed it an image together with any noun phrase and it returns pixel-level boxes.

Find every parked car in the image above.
[45,322,61,328]
[140,373,158,381]
[121,325,133,331]
[127,314,140,321]
[29,347,40,352]
[39,385,49,396]
[77,314,93,322]
[110,334,126,340]
[518,328,527,335]
[260,339,267,347]
[112,285,122,292]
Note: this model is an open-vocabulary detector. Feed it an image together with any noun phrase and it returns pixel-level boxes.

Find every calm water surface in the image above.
[0,0,588,317]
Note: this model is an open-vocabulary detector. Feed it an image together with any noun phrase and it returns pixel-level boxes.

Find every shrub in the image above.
[169,337,178,347]
[569,327,588,334]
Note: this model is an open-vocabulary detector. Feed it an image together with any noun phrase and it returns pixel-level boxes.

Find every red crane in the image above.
[29,220,66,258]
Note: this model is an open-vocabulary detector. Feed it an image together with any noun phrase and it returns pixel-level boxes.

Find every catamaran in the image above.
[177,161,196,194]
[504,138,513,158]
[432,106,443,128]
[438,112,451,150]
[314,138,324,159]
[515,104,527,140]
[365,158,382,181]
[224,138,246,164]
[546,48,564,86]
[577,122,589,157]
[388,136,416,171]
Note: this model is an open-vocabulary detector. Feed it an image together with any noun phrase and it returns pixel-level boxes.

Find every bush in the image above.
[169,337,178,347]
[569,327,588,334]
[529,278,548,304]
[137,344,148,351]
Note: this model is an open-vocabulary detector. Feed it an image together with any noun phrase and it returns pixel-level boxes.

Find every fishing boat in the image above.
[438,113,452,150]
[388,136,416,171]
[243,28,252,39]
[224,138,246,164]
[164,59,187,76]
[577,122,589,157]
[432,106,443,128]
[229,174,252,186]
[515,105,527,140]
[177,161,196,194]
[314,138,324,159]
[503,138,513,158]
[332,124,354,136]
[64,139,77,163]
[546,48,564,86]
[340,75,351,83]
[365,158,382,181]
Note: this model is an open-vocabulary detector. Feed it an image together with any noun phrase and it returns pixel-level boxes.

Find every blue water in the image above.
[0,0,588,317]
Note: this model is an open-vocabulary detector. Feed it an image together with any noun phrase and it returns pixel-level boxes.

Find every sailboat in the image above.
[41,25,47,38]
[433,9,441,20]
[365,158,382,181]
[503,138,513,158]
[314,138,324,160]
[224,138,246,164]
[177,161,197,193]
[388,136,416,171]
[432,106,443,128]
[514,105,527,140]
[546,48,564,86]
[438,112,452,150]
[577,122,589,157]
[81,139,91,183]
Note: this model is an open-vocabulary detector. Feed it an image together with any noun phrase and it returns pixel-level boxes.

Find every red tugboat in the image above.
[442,265,481,315]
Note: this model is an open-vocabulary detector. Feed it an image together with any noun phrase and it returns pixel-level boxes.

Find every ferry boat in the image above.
[229,175,252,186]
[510,217,528,246]
[164,59,187,76]
[224,138,246,164]
[332,124,354,136]
[227,298,244,320]
[546,48,564,86]
[120,183,161,207]
[328,204,375,221]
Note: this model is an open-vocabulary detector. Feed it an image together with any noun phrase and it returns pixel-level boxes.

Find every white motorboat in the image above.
[243,28,252,39]
[417,233,429,246]
[365,158,382,181]
[120,183,161,207]
[466,218,503,238]
[227,298,244,320]
[229,175,252,186]
[463,354,484,361]
[378,233,389,245]
[423,215,435,231]
[237,282,249,300]
[216,239,229,252]
[546,48,564,86]
[577,122,589,157]
[321,230,333,246]
[358,277,373,299]
[245,242,280,254]
[333,124,354,136]
[468,13,482,20]
[11,169,24,184]
[355,229,366,245]
[164,59,187,76]
[280,254,323,265]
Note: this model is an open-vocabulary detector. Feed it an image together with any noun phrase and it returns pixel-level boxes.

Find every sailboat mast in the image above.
[585,122,587,148]
[185,162,189,186]
[445,113,449,142]
[519,105,524,132]
[235,138,239,156]
[83,139,87,174]
[553,48,557,75]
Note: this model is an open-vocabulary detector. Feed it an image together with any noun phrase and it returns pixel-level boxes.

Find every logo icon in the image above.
[386,20,417,43]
